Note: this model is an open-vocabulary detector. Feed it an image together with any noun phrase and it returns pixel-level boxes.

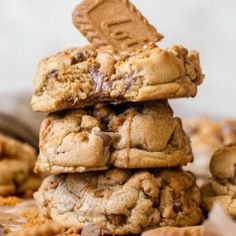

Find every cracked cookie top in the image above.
[36,101,192,174]
[34,169,202,235]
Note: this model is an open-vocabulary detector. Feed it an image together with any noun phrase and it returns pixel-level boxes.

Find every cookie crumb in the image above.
[0,196,22,206]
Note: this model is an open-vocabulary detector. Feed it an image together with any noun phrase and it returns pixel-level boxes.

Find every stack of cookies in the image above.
[31,0,204,234]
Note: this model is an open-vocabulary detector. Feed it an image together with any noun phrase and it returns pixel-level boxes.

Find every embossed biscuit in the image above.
[36,101,193,174]
[31,44,204,112]
[34,169,203,235]
[72,0,163,52]
[0,133,41,196]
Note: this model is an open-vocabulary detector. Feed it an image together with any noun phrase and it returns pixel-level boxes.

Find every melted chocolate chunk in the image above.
[72,51,87,64]
[89,62,105,93]
[107,214,127,226]
[47,69,59,80]
[71,48,96,65]
[173,199,182,213]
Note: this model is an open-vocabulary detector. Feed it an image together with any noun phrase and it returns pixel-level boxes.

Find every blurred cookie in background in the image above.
[0,92,43,196]
[183,117,236,186]
[0,133,41,196]
[183,117,223,185]
[222,119,236,144]
[201,144,236,218]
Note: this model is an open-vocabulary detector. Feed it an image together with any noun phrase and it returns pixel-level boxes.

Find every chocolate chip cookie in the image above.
[31,44,203,112]
[36,101,192,174]
[34,169,202,235]
[0,133,41,196]
[201,144,236,217]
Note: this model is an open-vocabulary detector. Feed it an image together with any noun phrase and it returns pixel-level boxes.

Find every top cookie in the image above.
[31,44,204,112]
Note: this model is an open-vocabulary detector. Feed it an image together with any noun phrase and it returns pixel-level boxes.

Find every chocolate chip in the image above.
[81,223,101,236]
[152,198,159,208]
[95,132,112,147]
[71,52,87,64]
[107,214,127,226]
[173,200,182,213]
[47,69,59,79]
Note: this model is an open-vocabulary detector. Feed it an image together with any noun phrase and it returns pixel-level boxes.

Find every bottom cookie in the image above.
[34,169,202,235]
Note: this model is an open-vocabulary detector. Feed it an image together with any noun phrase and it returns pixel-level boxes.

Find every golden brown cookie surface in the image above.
[31,44,203,112]
[36,101,192,174]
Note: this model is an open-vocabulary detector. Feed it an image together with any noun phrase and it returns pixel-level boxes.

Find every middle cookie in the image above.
[37,101,192,174]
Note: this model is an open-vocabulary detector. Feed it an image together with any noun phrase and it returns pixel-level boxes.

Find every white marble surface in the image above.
[0,0,236,117]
